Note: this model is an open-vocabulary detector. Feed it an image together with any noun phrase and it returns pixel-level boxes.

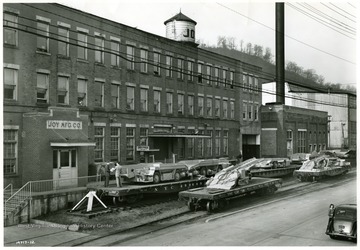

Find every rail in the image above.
[4,181,31,217]
[4,183,13,196]
[4,175,101,218]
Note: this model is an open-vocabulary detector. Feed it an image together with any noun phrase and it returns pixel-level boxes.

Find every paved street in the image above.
[115,178,356,246]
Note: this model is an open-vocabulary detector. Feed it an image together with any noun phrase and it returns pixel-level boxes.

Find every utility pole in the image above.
[276,2,285,104]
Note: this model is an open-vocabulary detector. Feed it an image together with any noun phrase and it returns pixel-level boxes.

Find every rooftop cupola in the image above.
[164,11,197,44]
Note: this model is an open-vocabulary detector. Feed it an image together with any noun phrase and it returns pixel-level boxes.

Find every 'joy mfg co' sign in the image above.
[47,120,82,130]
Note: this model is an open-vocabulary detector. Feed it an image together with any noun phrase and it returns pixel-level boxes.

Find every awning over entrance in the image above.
[49,129,95,147]
[148,133,211,138]
[50,141,96,147]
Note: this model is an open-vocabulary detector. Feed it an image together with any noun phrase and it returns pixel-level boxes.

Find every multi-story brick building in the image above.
[3,3,262,187]
[261,103,328,158]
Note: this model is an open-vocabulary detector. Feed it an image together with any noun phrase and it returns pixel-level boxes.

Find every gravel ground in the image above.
[35,199,188,235]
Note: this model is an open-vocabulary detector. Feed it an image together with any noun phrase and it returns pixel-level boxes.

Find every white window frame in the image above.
[77,78,87,106]
[4,66,18,101]
[140,88,148,112]
[57,75,69,105]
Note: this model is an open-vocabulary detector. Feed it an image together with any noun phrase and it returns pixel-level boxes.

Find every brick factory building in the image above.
[261,103,328,158]
[3,3,263,187]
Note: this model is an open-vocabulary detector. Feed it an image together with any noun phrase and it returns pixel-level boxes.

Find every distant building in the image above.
[262,82,356,150]
[261,103,328,158]
[3,3,263,187]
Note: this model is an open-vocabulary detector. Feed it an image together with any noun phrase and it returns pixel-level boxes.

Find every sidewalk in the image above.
[4,223,90,246]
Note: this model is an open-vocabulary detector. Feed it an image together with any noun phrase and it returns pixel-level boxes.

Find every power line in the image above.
[329,2,357,19]
[4,22,352,109]
[321,3,356,23]
[287,3,356,40]
[216,2,356,65]
[347,2,357,9]
[301,3,356,33]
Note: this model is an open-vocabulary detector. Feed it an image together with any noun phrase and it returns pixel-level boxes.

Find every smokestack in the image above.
[276,2,285,104]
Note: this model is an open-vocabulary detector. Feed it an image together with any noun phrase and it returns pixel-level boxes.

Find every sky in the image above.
[9,0,360,85]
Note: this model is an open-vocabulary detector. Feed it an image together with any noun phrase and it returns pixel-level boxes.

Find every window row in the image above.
[4,11,260,92]
[5,67,251,120]
[93,126,229,163]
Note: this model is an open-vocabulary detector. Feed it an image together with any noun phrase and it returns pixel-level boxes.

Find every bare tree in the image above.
[253,45,263,57]
[246,42,253,55]
[217,36,228,49]
[263,47,273,63]
[227,37,237,50]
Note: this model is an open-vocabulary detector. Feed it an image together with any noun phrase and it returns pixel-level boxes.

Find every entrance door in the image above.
[53,149,78,188]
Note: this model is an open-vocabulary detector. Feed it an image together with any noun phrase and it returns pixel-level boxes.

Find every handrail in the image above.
[5,181,30,203]
[4,183,13,196]
[4,175,100,218]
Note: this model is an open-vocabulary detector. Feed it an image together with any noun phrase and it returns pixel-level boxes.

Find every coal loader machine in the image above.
[179,158,282,212]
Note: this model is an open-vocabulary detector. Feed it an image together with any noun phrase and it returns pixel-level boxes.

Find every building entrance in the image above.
[52,149,78,188]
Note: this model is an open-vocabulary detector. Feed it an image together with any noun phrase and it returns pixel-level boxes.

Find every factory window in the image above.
[178,58,184,80]
[153,52,161,75]
[254,104,259,121]
[4,12,18,46]
[243,102,247,120]
[94,127,104,162]
[248,104,253,120]
[3,129,18,175]
[297,130,307,153]
[206,97,213,117]
[58,26,69,57]
[198,129,204,158]
[127,45,135,70]
[76,78,87,106]
[4,67,18,101]
[187,60,194,81]
[140,88,148,112]
[140,128,148,146]
[188,95,194,116]
[223,130,229,155]
[110,39,120,67]
[126,86,135,111]
[166,55,172,77]
[140,49,148,73]
[111,83,120,109]
[37,20,49,53]
[242,73,248,92]
[223,99,228,119]
[249,75,253,92]
[222,69,227,88]
[206,65,211,85]
[154,90,161,113]
[57,76,69,105]
[110,127,120,162]
[230,100,235,119]
[95,35,105,64]
[197,63,203,83]
[178,93,184,115]
[188,129,195,158]
[198,96,204,116]
[215,130,221,156]
[287,130,293,155]
[206,130,213,157]
[214,67,220,87]
[215,98,220,118]
[230,71,234,88]
[126,127,135,161]
[166,92,173,114]
[94,80,104,107]
[77,32,87,60]
[254,77,259,94]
